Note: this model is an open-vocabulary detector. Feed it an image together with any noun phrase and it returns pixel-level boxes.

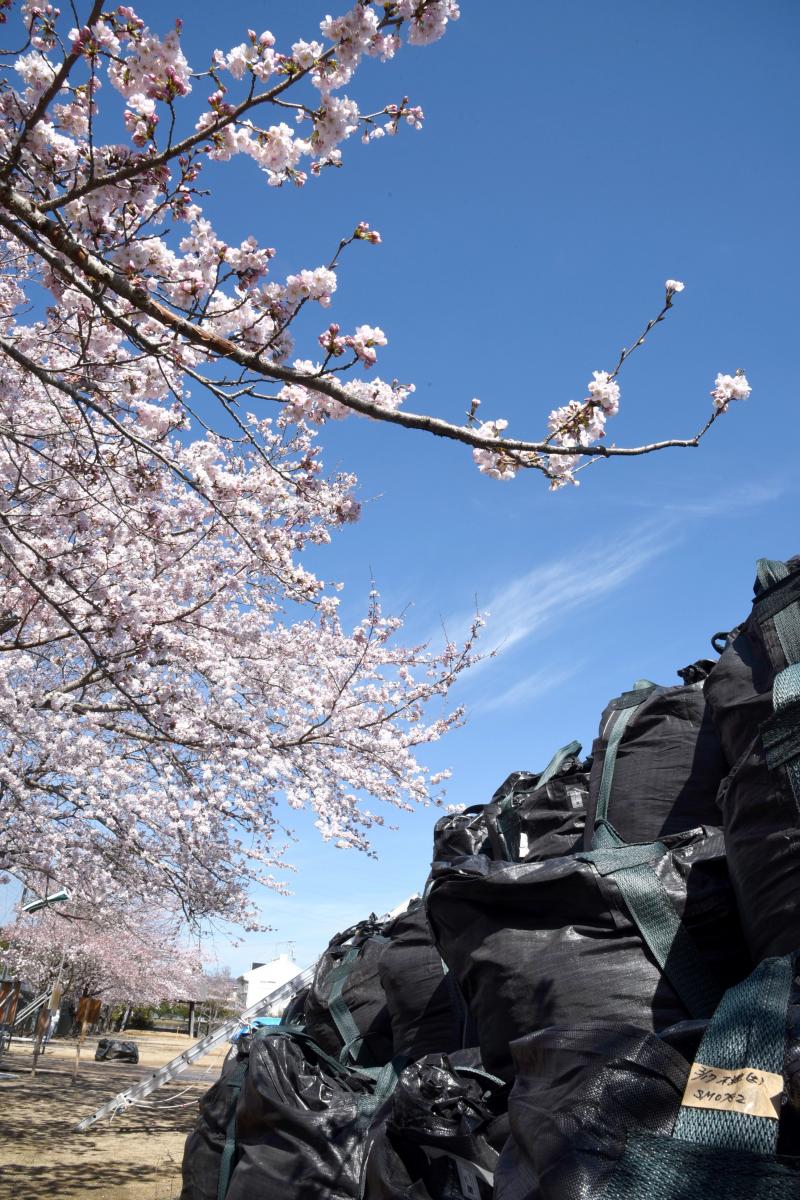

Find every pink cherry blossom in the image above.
[710,370,752,411]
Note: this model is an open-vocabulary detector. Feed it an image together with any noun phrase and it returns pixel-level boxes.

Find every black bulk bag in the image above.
[433,803,494,864]
[426,728,747,1082]
[362,1053,507,1200]
[426,827,745,1083]
[485,741,588,862]
[181,1039,249,1200]
[377,898,465,1061]
[432,741,588,866]
[304,917,393,1068]
[704,555,800,961]
[495,954,800,1200]
[583,665,726,846]
[94,1037,139,1063]
[213,1027,398,1200]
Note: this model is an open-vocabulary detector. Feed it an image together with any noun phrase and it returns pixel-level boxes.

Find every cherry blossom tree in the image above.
[0,903,202,1004]
[0,1,749,928]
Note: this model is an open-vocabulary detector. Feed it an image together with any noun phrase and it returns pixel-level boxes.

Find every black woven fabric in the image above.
[304,919,393,1067]
[602,1133,800,1199]
[180,1043,247,1200]
[583,663,725,846]
[494,1023,689,1200]
[432,750,588,867]
[362,1054,507,1200]
[377,899,464,1061]
[704,554,800,960]
[224,1031,379,1200]
[494,999,800,1200]
[426,827,748,1082]
[487,756,588,862]
[433,805,494,864]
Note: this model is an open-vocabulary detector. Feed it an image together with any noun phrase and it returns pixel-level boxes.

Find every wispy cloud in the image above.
[471,661,582,715]
[460,520,672,660]
[629,480,789,518]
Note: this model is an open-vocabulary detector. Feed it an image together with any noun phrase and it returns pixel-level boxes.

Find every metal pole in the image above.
[31,946,66,1075]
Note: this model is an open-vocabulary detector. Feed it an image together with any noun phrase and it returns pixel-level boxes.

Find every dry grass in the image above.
[0,1031,227,1200]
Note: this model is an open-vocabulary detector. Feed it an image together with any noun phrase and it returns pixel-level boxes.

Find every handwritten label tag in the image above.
[681,1062,783,1120]
[567,787,584,810]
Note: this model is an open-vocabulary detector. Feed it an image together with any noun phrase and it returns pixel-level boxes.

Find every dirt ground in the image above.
[0,1030,228,1199]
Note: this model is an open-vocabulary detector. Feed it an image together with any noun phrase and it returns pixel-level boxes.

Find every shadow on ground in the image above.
[0,1042,217,1200]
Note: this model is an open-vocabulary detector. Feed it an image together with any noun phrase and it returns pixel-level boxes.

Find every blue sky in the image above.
[4,2,799,976]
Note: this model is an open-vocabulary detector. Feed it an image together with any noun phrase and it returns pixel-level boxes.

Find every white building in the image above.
[236,953,303,1012]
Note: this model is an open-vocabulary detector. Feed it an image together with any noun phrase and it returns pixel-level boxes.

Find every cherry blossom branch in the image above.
[0,187,729,471]
[0,0,104,184]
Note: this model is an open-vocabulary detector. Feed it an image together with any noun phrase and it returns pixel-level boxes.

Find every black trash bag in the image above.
[495,955,800,1200]
[704,555,800,961]
[583,665,726,846]
[94,1037,139,1063]
[181,1041,249,1200]
[432,806,496,864]
[377,899,466,1061]
[485,742,588,862]
[223,1027,396,1200]
[426,824,748,1083]
[362,1053,508,1200]
[281,986,310,1027]
[304,916,394,1068]
[432,741,588,866]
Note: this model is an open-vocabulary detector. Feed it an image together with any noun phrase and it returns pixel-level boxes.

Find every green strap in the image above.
[756,557,800,663]
[672,955,793,1155]
[774,661,800,713]
[535,739,582,791]
[252,1024,387,1084]
[593,681,653,832]
[355,1056,406,1121]
[578,837,724,1019]
[326,945,364,1062]
[585,678,724,1019]
[452,1064,506,1089]
[770,663,800,806]
[217,1059,248,1200]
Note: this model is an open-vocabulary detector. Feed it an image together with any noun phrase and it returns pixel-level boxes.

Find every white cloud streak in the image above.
[471,662,582,715]
[465,521,673,661]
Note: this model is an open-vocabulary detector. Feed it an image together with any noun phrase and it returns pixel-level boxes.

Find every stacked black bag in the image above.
[704,556,800,960]
[297,901,465,1069]
[362,1053,507,1200]
[582,662,725,844]
[426,681,745,1081]
[378,899,466,1062]
[433,741,589,865]
[495,955,800,1199]
[180,1025,397,1200]
[182,897,473,1200]
[303,916,394,1067]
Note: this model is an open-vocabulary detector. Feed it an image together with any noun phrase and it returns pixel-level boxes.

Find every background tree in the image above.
[0,903,201,1005]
